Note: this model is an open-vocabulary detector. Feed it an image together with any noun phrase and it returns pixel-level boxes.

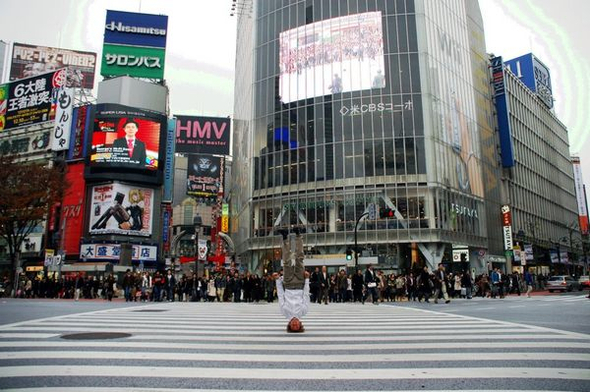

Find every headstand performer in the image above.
[274,228,310,333]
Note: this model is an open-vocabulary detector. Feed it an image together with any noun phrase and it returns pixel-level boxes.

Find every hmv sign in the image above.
[175,115,231,156]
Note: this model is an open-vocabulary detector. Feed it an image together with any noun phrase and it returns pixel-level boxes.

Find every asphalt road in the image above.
[385,291,590,335]
[0,296,588,391]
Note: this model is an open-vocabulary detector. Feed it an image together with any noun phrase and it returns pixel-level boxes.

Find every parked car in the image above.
[547,275,581,292]
[578,275,590,289]
[0,282,6,297]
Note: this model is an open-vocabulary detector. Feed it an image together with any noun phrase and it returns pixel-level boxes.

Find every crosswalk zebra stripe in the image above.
[0,333,60,339]
[1,365,589,380]
[1,303,589,390]
[3,350,589,362]
[9,326,538,335]
[1,341,588,351]
[403,306,590,339]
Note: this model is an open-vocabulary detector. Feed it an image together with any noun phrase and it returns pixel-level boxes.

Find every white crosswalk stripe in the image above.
[0,303,589,392]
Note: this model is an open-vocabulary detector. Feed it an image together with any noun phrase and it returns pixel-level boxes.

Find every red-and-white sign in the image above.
[572,157,589,235]
[501,205,513,250]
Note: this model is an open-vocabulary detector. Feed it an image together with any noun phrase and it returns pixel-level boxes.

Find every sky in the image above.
[1,0,589,192]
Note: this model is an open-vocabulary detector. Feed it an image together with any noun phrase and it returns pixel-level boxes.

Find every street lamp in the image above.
[354,212,369,269]
[193,216,202,276]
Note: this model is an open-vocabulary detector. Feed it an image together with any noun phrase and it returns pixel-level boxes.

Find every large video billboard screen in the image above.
[0,69,66,131]
[88,182,155,237]
[175,115,231,155]
[279,11,385,103]
[187,154,222,197]
[88,103,166,171]
[10,43,97,89]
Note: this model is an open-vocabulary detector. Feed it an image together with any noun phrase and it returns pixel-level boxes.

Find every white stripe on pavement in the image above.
[124,333,575,343]
[0,333,60,339]
[1,366,589,380]
[0,341,588,351]
[4,350,589,363]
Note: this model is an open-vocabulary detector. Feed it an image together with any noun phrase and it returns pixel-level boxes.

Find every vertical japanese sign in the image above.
[221,203,229,233]
[572,157,589,235]
[52,87,73,151]
[491,56,515,168]
[501,205,513,251]
[163,118,176,202]
[198,239,208,261]
[162,205,171,252]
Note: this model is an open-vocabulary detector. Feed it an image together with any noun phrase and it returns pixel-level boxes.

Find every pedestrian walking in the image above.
[433,263,450,304]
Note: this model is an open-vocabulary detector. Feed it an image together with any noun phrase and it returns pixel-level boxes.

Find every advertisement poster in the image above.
[175,115,230,155]
[101,10,168,80]
[10,43,96,89]
[1,69,66,131]
[89,182,154,237]
[279,11,385,103]
[187,154,222,197]
[89,104,165,170]
[51,87,74,151]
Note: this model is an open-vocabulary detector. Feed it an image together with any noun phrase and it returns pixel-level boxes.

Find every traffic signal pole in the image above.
[354,212,370,270]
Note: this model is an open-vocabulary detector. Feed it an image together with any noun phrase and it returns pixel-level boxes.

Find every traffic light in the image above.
[345,248,353,260]
[379,207,395,218]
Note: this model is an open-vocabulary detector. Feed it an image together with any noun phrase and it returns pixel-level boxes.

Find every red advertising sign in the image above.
[501,205,511,226]
[60,162,86,255]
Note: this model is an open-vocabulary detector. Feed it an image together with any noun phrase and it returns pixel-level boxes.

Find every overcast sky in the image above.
[2,0,589,193]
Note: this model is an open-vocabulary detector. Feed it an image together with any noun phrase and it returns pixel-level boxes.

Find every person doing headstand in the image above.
[274,228,310,333]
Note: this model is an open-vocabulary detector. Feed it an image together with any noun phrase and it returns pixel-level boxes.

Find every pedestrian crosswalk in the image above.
[0,302,589,391]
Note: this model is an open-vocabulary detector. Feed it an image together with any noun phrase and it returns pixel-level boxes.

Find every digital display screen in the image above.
[88,104,165,171]
[279,11,385,103]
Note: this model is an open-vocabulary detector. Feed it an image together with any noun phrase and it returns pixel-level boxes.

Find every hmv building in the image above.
[231,0,501,273]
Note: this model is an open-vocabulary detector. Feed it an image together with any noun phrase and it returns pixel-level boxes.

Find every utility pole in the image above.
[354,212,369,270]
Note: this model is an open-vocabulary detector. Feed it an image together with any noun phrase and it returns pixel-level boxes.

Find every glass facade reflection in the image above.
[231,0,493,272]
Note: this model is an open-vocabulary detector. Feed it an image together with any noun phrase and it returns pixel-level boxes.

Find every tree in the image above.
[0,155,67,294]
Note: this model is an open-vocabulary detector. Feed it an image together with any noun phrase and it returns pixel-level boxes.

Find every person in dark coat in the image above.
[352,269,364,303]
[318,265,330,305]
[112,119,147,166]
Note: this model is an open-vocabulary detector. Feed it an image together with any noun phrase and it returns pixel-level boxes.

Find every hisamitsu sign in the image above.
[104,10,168,48]
[175,115,231,155]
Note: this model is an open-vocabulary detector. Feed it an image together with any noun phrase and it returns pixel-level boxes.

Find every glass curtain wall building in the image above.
[231,0,496,273]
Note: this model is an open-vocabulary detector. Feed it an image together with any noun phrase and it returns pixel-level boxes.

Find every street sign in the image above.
[368,203,376,220]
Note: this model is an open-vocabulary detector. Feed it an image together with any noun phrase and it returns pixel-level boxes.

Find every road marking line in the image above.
[4,351,589,362]
[402,306,590,339]
[0,341,588,350]
[1,366,588,380]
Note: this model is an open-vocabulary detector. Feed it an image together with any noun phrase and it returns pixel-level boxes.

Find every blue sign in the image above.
[491,56,515,168]
[505,53,553,109]
[162,209,170,243]
[163,118,176,203]
[104,10,168,49]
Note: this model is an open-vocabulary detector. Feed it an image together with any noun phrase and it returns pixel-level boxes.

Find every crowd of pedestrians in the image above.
[2,263,555,304]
